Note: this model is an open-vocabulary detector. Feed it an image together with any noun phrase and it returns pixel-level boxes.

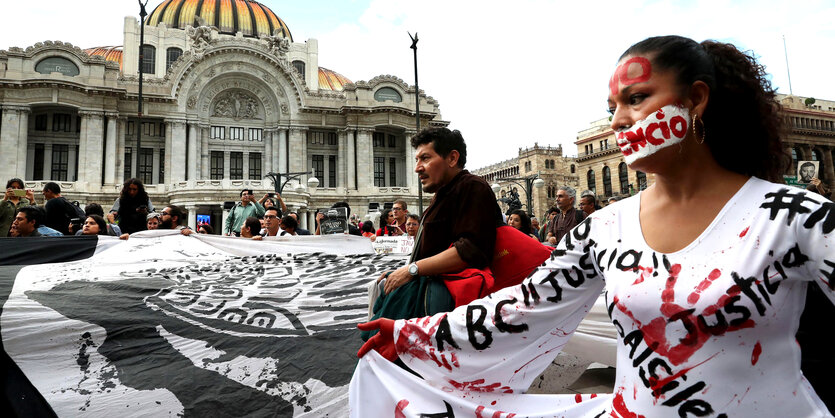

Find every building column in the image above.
[346,129,356,190]
[186,205,197,229]
[356,128,373,190]
[43,143,53,180]
[187,122,199,181]
[169,119,187,183]
[68,145,78,182]
[288,127,306,172]
[163,122,173,184]
[338,130,348,190]
[151,148,161,184]
[277,128,288,173]
[405,130,416,191]
[264,128,274,175]
[78,110,104,188]
[223,151,231,179]
[104,113,119,185]
[242,151,250,180]
[820,145,834,185]
[115,117,126,183]
[299,208,308,230]
[0,105,31,181]
[200,125,210,179]
[308,211,316,232]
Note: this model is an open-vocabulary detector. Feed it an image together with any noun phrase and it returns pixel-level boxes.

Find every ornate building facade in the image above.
[0,0,444,232]
[473,144,578,220]
[574,94,835,201]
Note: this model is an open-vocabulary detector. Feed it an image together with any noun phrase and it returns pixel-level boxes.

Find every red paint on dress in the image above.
[687,269,722,305]
[751,342,762,365]
[739,227,750,238]
[448,379,513,393]
[394,399,409,418]
[612,390,646,418]
[395,314,460,371]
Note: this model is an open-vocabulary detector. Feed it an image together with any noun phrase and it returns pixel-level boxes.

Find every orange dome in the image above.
[84,46,124,69]
[147,0,292,41]
[318,67,352,91]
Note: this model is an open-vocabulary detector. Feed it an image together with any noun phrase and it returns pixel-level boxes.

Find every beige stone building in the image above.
[574,94,835,201]
[0,0,444,233]
[473,144,579,220]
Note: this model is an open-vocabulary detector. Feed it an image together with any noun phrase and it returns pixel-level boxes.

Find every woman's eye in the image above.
[606,107,616,115]
[629,94,647,105]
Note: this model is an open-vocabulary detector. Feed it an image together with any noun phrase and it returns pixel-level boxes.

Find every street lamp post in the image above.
[408,31,424,215]
[264,171,319,195]
[491,174,546,217]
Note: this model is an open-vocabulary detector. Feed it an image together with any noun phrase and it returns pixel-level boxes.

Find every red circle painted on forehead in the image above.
[609,56,652,96]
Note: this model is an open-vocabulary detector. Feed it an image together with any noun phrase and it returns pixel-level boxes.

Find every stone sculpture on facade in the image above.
[186,16,213,60]
[261,29,290,59]
[212,91,260,120]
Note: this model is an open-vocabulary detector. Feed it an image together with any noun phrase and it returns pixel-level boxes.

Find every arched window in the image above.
[166,47,182,71]
[570,164,575,174]
[619,162,629,194]
[602,166,612,197]
[587,169,596,193]
[292,60,306,81]
[636,171,647,190]
[140,44,156,74]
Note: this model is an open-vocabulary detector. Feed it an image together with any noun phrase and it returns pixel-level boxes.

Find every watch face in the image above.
[409,264,418,275]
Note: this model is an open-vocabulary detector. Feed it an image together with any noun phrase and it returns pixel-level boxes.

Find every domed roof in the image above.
[84,46,123,69]
[147,0,292,41]
[318,67,352,91]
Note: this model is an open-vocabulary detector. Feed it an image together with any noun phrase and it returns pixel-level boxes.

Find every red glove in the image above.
[357,318,397,361]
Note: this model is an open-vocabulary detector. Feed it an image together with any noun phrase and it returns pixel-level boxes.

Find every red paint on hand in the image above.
[357,318,397,361]
[448,378,513,393]
[395,314,461,371]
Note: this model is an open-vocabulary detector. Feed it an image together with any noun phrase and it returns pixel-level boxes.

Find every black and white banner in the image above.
[0,232,403,417]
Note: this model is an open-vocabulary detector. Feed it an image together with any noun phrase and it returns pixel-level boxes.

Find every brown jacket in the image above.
[414,170,503,268]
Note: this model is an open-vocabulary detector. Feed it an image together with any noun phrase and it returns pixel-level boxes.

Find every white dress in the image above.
[350,177,834,417]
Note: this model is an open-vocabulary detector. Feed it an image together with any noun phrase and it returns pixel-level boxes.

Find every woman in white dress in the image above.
[351,35,833,417]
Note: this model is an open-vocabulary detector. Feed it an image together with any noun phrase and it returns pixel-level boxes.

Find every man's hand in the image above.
[377,270,392,283]
[547,236,557,245]
[316,212,324,224]
[119,233,129,240]
[383,265,413,295]
[181,228,194,236]
[107,212,117,224]
[357,318,397,361]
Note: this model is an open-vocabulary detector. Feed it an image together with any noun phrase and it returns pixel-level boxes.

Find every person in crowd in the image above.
[289,212,311,235]
[80,215,109,236]
[109,178,153,234]
[1,178,34,237]
[806,177,831,200]
[507,209,537,239]
[529,216,541,241]
[361,221,376,239]
[376,209,402,236]
[404,214,420,238]
[225,189,265,236]
[545,186,585,245]
[390,200,409,234]
[258,192,288,217]
[70,203,122,236]
[541,207,558,242]
[197,223,214,234]
[160,205,193,235]
[240,216,261,239]
[315,202,362,236]
[146,213,160,230]
[374,127,503,308]
[578,192,598,217]
[260,207,281,237]
[356,35,833,416]
[10,206,43,237]
[279,215,298,236]
[608,196,619,205]
[41,182,84,235]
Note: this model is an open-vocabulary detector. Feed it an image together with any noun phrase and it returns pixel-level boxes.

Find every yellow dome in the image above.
[84,46,123,69]
[318,67,352,91]
[147,0,292,41]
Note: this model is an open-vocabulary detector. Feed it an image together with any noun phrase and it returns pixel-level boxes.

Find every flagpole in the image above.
[783,35,793,95]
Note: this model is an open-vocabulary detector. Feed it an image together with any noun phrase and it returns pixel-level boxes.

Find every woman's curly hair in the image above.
[622,36,789,182]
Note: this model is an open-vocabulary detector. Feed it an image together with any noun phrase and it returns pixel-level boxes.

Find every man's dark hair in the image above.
[84,203,105,217]
[280,215,298,231]
[240,189,254,197]
[361,221,375,234]
[547,207,559,216]
[331,201,351,216]
[406,213,420,222]
[17,206,43,227]
[265,207,280,218]
[394,200,408,210]
[6,178,24,189]
[198,223,215,234]
[87,214,108,235]
[581,194,597,205]
[120,178,149,203]
[410,127,467,168]
[43,182,61,194]
[800,162,815,170]
[166,205,186,226]
[244,217,261,235]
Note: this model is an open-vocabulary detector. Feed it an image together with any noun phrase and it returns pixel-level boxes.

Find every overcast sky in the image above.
[2,0,834,168]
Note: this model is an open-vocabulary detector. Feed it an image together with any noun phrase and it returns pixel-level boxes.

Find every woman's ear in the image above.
[689,80,710,117]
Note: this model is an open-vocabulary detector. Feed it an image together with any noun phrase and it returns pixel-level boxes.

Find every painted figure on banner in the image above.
[352,36,834,418]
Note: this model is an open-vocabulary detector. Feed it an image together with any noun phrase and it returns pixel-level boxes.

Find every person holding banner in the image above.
[353,36,833,417]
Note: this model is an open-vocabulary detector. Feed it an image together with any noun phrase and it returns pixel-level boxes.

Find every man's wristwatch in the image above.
[407,262,419,277]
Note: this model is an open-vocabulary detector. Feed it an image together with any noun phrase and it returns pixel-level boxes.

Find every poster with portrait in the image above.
[318,207,349,234]
[797,160,819,184]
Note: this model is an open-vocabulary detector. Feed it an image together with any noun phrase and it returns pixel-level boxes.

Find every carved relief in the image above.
[186,95,197,110]
[212,90,261,120]
[186,16,215,61]
[260,29,290,59]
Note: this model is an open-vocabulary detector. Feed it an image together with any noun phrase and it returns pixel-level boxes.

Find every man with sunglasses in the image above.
[224,189,265,236]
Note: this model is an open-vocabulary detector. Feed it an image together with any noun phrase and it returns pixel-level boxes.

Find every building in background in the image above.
[473,144,578,220]
[0,0,443,232]
[574,94,835,201]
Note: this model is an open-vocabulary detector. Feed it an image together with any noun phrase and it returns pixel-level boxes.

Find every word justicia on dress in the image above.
[616,103,689,164]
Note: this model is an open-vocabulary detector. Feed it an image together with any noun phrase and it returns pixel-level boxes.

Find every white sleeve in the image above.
[110,198,120,213]
[393,216,605,392]
[796,192,835,304]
